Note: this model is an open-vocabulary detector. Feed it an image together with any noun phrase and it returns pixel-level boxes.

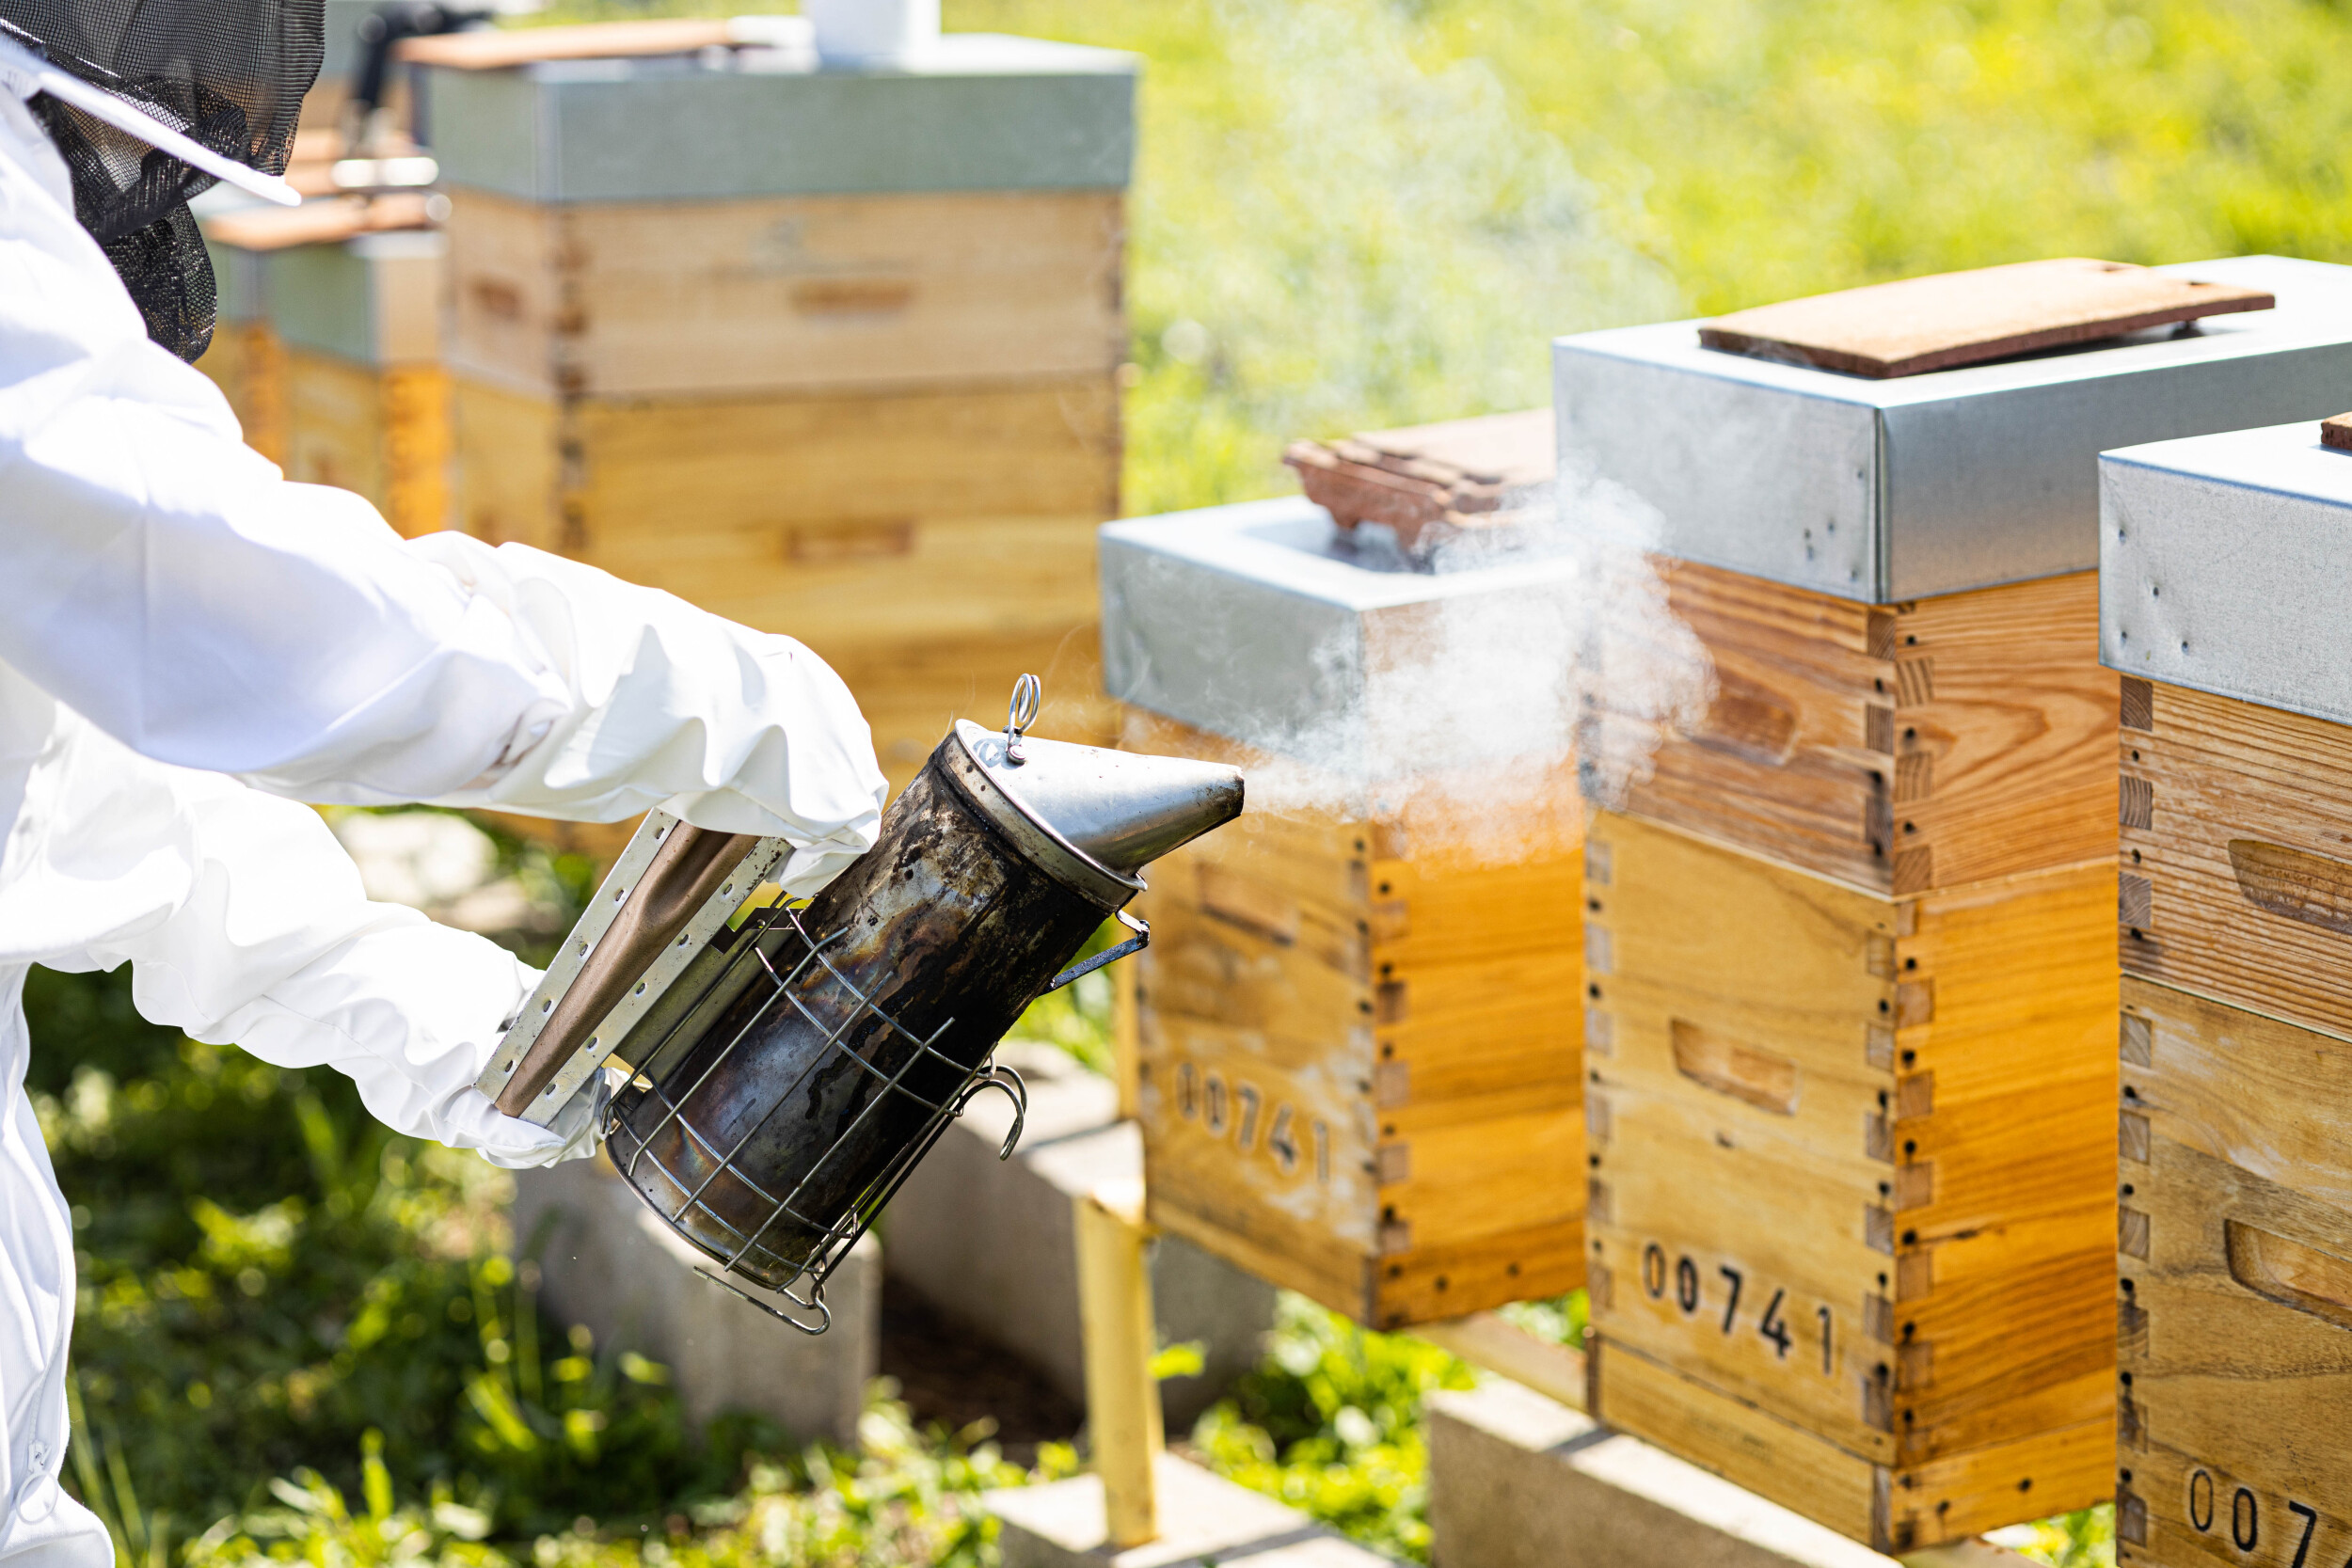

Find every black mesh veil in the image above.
[1,1,325,359]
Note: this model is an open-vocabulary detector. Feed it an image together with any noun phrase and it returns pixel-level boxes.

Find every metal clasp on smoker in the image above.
[1004,672,1041,765]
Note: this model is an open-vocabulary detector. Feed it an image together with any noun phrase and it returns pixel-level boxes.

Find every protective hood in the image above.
[0,1,321,360]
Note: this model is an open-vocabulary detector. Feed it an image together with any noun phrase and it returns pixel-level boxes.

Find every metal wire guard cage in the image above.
[599,899,1025,1335]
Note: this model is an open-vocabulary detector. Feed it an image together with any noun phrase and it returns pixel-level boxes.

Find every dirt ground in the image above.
[877,1289,1085,1465]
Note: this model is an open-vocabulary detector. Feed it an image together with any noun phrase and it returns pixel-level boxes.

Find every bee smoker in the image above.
[473,677,1244,1332]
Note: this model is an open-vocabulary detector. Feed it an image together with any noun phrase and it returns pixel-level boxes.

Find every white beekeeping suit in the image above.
[0,22,887,1564]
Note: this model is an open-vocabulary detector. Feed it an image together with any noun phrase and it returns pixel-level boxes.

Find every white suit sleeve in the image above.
[0,104,885,899]
[25,710,572,1166]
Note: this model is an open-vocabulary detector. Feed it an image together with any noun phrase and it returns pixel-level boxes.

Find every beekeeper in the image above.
[0,3,889,1560]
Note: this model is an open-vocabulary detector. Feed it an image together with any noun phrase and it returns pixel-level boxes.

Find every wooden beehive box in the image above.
[2096,420,2352,1567]
[1583,808,2117,1546]
[199,195,450,538]
[411,23,1136,788]
[2114,980,2352,1568]
[1101,458,1591,1328]
[1555,258,2352,1549]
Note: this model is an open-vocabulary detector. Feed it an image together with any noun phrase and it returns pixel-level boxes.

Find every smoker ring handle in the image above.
[1044,909,1149,993]
[1005,673,1042,764]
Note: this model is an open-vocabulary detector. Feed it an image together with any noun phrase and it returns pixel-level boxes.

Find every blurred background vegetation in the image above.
[542,0,2352,513]
[968,0,2352,513]
[45,0,2296,1557]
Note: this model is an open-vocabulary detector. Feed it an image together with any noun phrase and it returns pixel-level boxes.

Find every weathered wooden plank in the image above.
[1377,1217,1585,1328]
[397,19,733,71]
[1699,259,2274,380]
[1596,1338,2109,1554]
[2123,681,2352,1044]
[446,186,1125,400]
[195,320,289,464]
[281,350,388,504]
[1894,1417,2113,1547]
[1601,565,2113,895]
[450,377,561,547]
[1893,574,2117,890]
[453,374,1119,553]
[450,372,1120,792]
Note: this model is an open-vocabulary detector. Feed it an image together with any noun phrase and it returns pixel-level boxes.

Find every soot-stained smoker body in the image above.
[475,679,1244,1332]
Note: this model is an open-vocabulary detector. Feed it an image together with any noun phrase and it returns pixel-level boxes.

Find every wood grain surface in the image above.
[1125,709,1585,1328]
[1585,810,2115,1545]
[194,320,287,465]
[1593,1338,2111,1551]
[202,192,435,253]
[397,18,732,71]
[1699,259,2274,379]
[450,373,1120,791]
[2121,681,2352,1042]
[2119,978,2352,1568]
[445,187,1125,401]
[1599,562,2115,895]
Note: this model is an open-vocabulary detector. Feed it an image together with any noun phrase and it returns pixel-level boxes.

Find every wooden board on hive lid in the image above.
[1283,407,1552,554]
[1102,464,1590,1329]
[1698,258,2274,380]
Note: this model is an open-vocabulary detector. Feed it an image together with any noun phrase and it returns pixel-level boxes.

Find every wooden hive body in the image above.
[1125,710,1585,1329]
[199,199,450,539]
[2114,677,2352,1568]
[2088,421,2352,1567]
[428,33,1135,792]
[452,370,1122,786]
[2116,976,2352,1568]
[1594,562,2116,895]
[1583,809,2117,1549]
[1581,565,2122,1550]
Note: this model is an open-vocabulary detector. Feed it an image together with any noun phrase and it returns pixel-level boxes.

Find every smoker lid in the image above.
[943,719,1243,911]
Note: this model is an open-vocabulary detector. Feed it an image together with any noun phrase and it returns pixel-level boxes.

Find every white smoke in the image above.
[1109,0,1714,842]
[1213,468,1714,865]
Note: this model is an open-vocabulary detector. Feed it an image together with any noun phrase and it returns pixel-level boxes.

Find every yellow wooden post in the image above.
[240,322,289,466]
[1110,950,1141,1124]
[382,363,453,539]
[1074,1176,1159,1548]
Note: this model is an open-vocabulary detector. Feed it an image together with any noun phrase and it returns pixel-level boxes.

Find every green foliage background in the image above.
[951,0,2352,511]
